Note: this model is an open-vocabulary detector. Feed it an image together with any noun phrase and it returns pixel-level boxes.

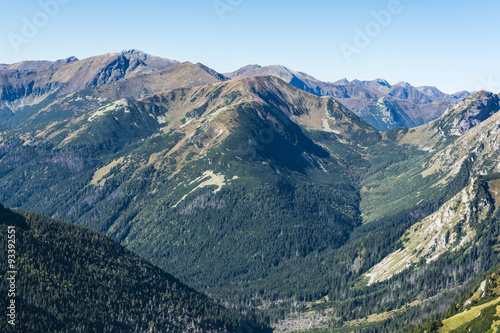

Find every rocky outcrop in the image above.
[364,179,492,285]
[446,91,500,135]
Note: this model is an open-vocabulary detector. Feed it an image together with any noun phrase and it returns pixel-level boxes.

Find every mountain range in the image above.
[1,49,470,131]
[0,50,499,332]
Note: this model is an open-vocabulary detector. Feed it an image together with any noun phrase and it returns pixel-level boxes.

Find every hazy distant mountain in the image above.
[385,81,435,103]
[227,65,471,130]
[349,78,392,93]
[336,96,453,130]
[415,85,471,100]
[225,64,382,99]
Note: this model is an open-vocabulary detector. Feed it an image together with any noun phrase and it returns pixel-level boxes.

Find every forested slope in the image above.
[0,204,270,332]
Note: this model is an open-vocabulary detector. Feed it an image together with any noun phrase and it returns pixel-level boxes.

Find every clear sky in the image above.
[1,0,499,94]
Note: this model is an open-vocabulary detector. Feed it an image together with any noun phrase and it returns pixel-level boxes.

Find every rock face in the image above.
[445,91,500,135]
[119,49,178,69]
[89,54,144,86]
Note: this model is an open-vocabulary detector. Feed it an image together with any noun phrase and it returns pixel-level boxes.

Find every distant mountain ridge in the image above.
[226,65,468,103]
[226,64,471,130]
[0,49,178,71]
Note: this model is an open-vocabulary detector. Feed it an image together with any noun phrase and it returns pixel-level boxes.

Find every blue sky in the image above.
[1,0,499,93]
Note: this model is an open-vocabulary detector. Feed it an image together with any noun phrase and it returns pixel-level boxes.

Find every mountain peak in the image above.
[121,49,178,64]
[58,56,79,63]
[334,78,350,85]
[88,50,179,68]
[224,64,296,81]
[120,48,146,56]
[236,64,262,71]
[194,62,228,81]
[350,78,393,93]
[393,81,411,88]
[374,78,390,86]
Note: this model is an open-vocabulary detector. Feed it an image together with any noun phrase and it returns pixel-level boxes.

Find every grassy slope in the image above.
[439,297,500,332]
